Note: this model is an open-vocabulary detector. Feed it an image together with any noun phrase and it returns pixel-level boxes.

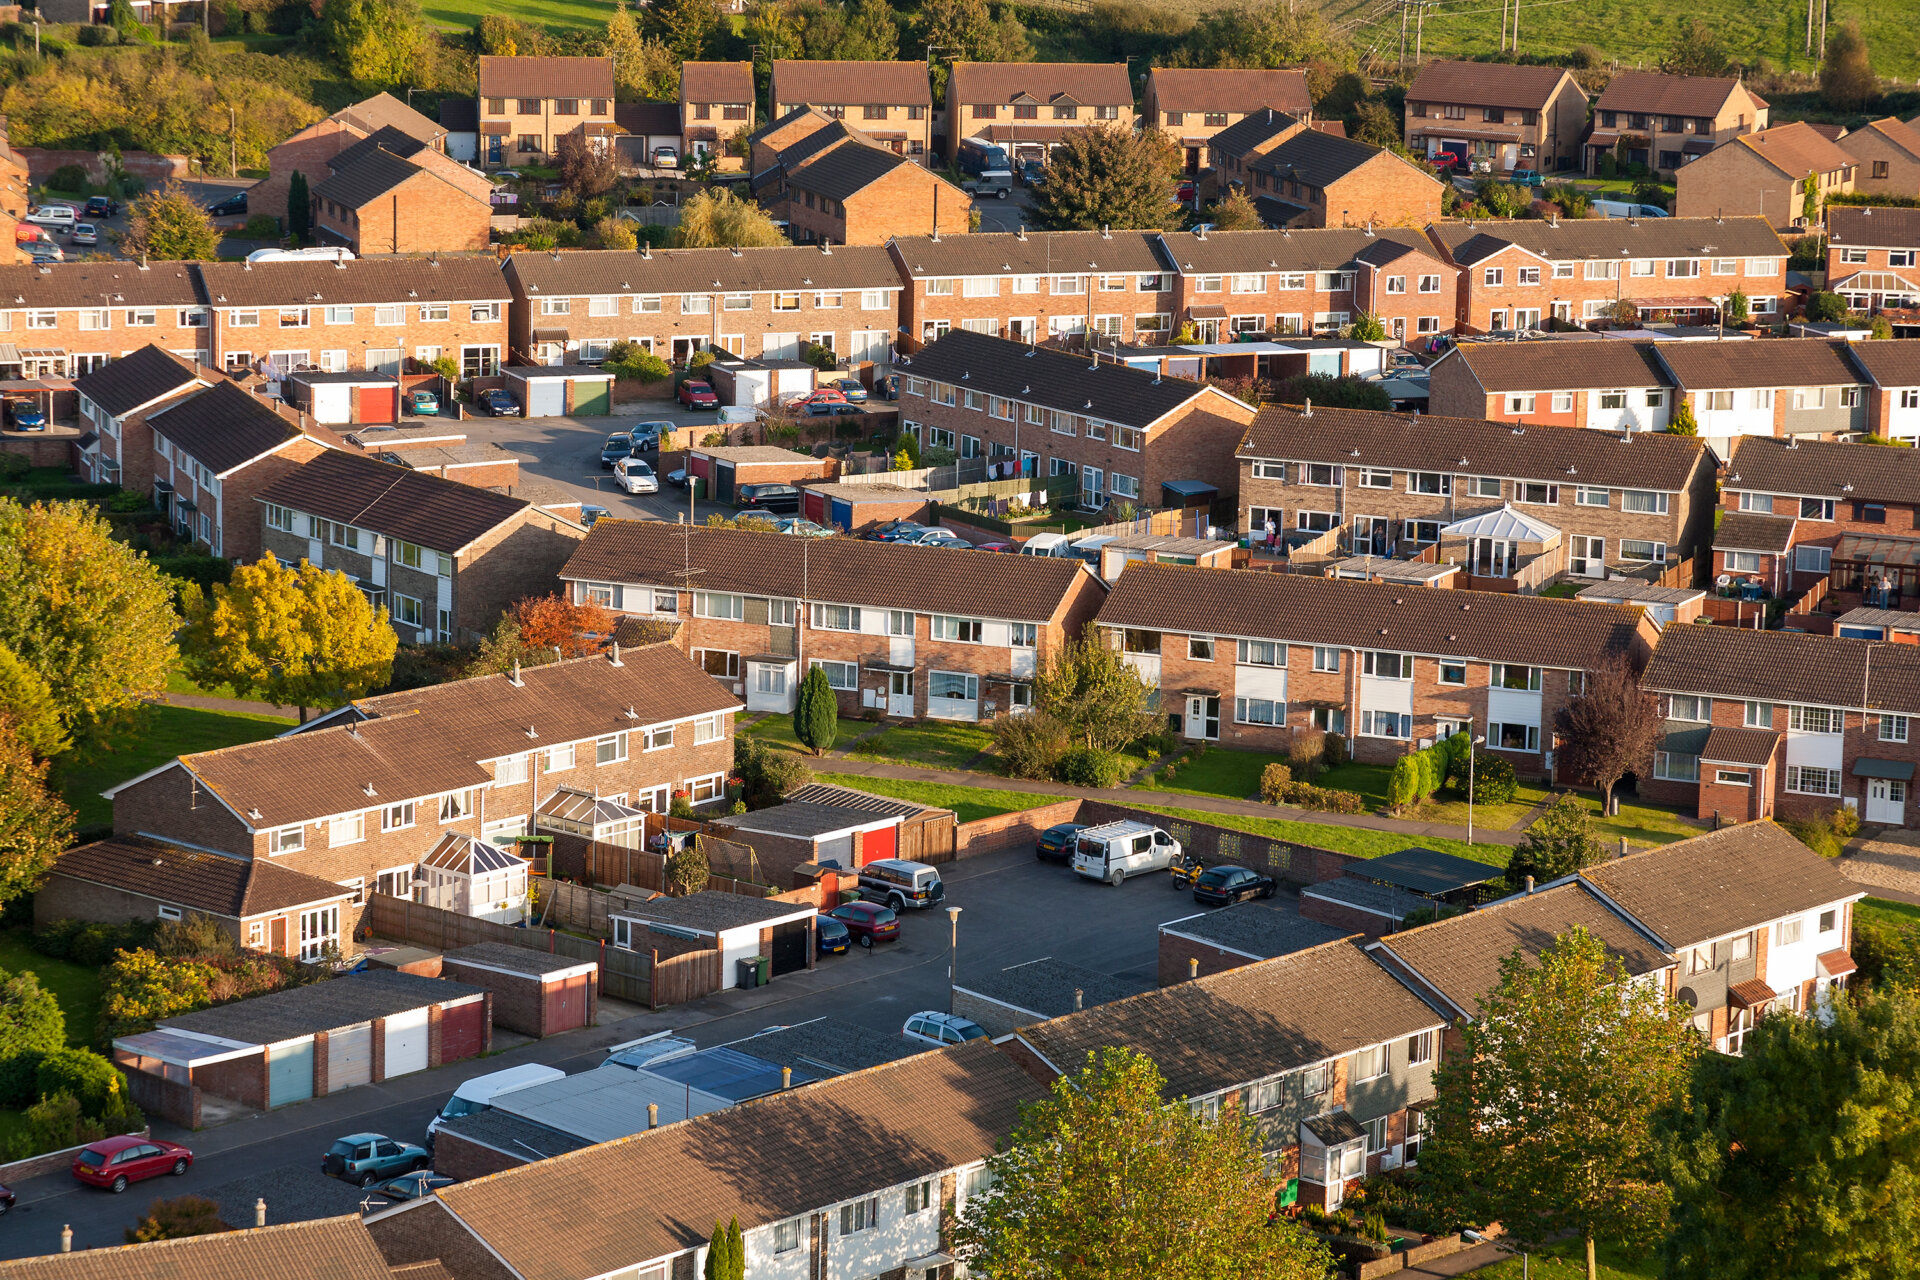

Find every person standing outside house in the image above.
[1263,514,1278,553]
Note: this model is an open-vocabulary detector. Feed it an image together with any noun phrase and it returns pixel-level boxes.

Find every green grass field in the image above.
[0,931,102,1050]
[848,722,998,772]
[1858,896,1920,929]
[1129,802,1510,867]
[52,703,294,832]
[418,0,611,33]
[741,714,864,757]
[813,773,1064,824]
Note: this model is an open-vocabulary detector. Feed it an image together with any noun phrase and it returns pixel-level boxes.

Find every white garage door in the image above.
[311,383,353,425]
[525,379,566,417]
[384,1008,430,1078]
[328,1022,373,1091]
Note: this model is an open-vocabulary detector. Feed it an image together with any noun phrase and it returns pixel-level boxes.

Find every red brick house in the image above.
[558,519,1107,723]
[1673,122,1856,229]
[196,258,510,380]
[1403,61,1588,173]
[1427,339,1677,430]
[756,123,971,247]
[1095,559,1659,770]
[311,128,494,255]
[890,230,1176,349]
[1586,72,1768,175]
[1654,340,1869,458]
[1143,68,1312,175]
[1425,215,1790,335]
[679,62,756,164]
[944,62,1134,166]
[101,645,740,942]
[1825,205,1920,316]
[477,56,616,170]
[1209,111,1444,231]
[256,92,447,230]
[72,343,212,488]
[0,260,208,378]
[1641,624,1920,828]
[898,328,1257,508]
[502,245,900,367]
[769,60,933,163]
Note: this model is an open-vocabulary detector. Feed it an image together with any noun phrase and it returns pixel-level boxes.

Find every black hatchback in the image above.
[1035,822,1087,862]
[737,483,801,514]
[1191,864,1276,907]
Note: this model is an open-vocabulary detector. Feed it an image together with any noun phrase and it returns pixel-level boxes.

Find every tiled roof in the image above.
[722,1017,918,1074]
[1238,402,1705,490]
[1246,129,1411,190]
[1097,560,1651,669]
[1839,336,1920,387]
[1828,204,1920,248]
[478,56,614,99]
[891,229,1166,277]
[1201,108,1300,160]
[1018,939,1443,1099]
[436,1042,1043,1280]
[1156,226,1439,275]
[1159,903,1350,959]
[1407,60,1576,110]
[1375,882,1670,1017]
[145,381,303,476]
[51,835,353,917]
[1654,338,1863,390]
[561,520,1097,622]
[254,448,530,553]
[1726,122,1855,179]
[771,60,931,106]
[0,1216,394,1280]
[1700,725,1780,766]
[681,61,753,103]
[1444,339,1670,392]
[337,91,446,144]
[1712,509,1796,553]
[70,344,202,417]
[1149,68,1311,116]
[1639,622,1920,713]
[0,260,202,308]
[159,969,484,1045]
[313,147,427,209]
[1843,116,1920,161]
[952,957,1139,1019]
[1724,434,1920,505]
[1594,72,1750,117]
[1581,821,1863,947]
[196,258,510,307]
[787,140,909,201]
[948,61,1132,107]
[1428,215,1788,266]
[328,125,430,172]
[904,329,1219,428]
[502,244,899,297]
[617,889,808,932]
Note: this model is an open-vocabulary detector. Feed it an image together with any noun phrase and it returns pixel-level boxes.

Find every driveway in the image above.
[974,187,1037,232]
[456,407,733,521]
[1839,827,1920,906]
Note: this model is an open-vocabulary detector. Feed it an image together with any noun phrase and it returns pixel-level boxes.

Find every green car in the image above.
[406,389,440,416]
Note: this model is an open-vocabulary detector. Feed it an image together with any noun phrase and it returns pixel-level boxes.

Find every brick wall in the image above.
[124,1069,199,1128]
[1298,893,1398,936]
[210,301,508,380]
[789,165,970,247]
[259,121,366,228]
[1836,129,1920,203]
[111,765,254,855]
[449,509,588,639]
[1355,252,1459,343]
[952,797,1081,856]
[897,268,1178,351]
[1313,154,1444,230]
[437,961,593,1037]
[1156,928,1267,986]
[1449,240,1787,333]
[210,440,326,563]
[432,1128,532,1181]
[194,1047,268,1110]
[320,171,492,256]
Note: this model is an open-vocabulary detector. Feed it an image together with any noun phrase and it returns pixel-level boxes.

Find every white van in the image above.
[1070,820,1181,886]
[426,1063,564,1143]
[1021,532,1074,557]
[1068,534,1117,566]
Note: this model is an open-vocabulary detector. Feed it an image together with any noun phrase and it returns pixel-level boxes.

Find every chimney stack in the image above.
[647,1103,659,1129]
[610,641,622,666]
[782,1066,793,1089]
[1525,875,1535,894]
[1189,957,1200,981]
[1073,988,1083,1011]
[255,1199,267,1228]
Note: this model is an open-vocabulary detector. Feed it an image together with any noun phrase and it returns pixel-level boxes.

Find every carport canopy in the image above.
[114,1028,259,1069]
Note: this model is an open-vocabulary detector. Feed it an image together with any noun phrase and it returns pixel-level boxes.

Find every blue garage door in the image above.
[831,498,852,532]
[267,1039,314,1107]
[1309,352,1344,376]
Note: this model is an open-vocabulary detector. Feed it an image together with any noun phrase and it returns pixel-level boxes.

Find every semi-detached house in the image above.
[898,328,1257,508]
[1641,623,1920,828]
[1426,215,1789,334]
[1007,938,1446,1211]
[1653,339,1867,458]
[945,61,1133,166]
[1235,403,1716,579]
[102,645,740,949]
[1143,67,1312,175]
[1586,72,1769,176]
[1095,560,1659,770]
[1403,61,1588,173]
[769,60,933,162]
[1826,205,1920,315]
[1426,340,1677,432]
[72,343,213,489]
[195,258,510,380]
[560,519,1106,724]
[0,260,208,378]
[255,447,585,643]
[502,244,900,367]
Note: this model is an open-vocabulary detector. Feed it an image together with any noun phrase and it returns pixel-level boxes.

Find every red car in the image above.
[1175,180,1197,203]
[827,901,900,948]
[678,379,719,409]
[73,1135,192,1193]
[790,389,849,411]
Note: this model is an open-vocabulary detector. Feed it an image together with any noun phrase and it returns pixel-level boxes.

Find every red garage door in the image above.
[856,824,896,867]
[543,975,590,1036]
[440,997,485,1063]
[357,385,399,424]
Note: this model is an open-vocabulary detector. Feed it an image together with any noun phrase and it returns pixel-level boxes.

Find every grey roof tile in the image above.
[146,381,303,475]
[1640,621,1920,712]
[1725,434,1920,505]
[70,344,203,417]
[254,448,529,552]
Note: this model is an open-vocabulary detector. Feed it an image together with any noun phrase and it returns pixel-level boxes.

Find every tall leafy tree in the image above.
[319,0,427,88]
[954,1046,1332,1280]
[123,182,221,261]
[1420,927,1699,1280]
[1030,124,1178,230]
[1554,653,1662,816]
[1659,987,1920,1278]
[839,0,900,60]
[1820,20,1878,112]
[179,554,397,722]
[1203,188,1264,231]
[746,0,804,66]
[0,642,68,760]
[671,188,790,248]
[0,499,177,746]
[285,169,310,242]
[605,0,679,100]
[793,664,839,755]
[652,0,722,61]
[1031,634,1155,752]
[916,0,1031,66]
[1187,0,1342,71]
[557,133,620,199]
[503,594,615,659]
[1661,17,1732,76]
[0,968,66,1063]
[0,718,73,906]
[1504,794,1606,891]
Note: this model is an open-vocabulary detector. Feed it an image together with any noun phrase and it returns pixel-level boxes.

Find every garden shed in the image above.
[535,787,649,849]
[418,832,531,925]
[439,942,598,1038]
[500,366,614,417]
[117,969,490,1120]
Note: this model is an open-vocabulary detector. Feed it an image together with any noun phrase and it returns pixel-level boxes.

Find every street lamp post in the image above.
[1466,717,1477,845]
[946,906,963,1014]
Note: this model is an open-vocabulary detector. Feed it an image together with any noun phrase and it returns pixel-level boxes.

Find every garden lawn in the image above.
[848,721,996,771]
[1307,761,1545,831]
[740,714,864,757]
[813,774,1061,825]
[0,929,103,1049]
[1128,803,1509,868]
[52,703,294,832]
[1469,1238,1660,1280]
[1858,897,1920,929]
[419,0,611,33]
[1579,795,1704,847]
[1139,747,1283,801]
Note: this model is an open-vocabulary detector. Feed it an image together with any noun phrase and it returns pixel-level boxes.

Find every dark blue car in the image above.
[6,400,46,431]
[817,915,851,956]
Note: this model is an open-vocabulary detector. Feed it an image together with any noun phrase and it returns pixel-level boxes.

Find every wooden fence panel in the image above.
[367,896,656,1007]
[649,948,723,1008]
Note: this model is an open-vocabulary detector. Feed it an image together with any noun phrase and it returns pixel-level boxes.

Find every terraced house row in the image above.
[39,817,1861,1280]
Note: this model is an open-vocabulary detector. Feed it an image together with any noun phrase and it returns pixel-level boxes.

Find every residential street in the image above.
[0,845,1280,1258]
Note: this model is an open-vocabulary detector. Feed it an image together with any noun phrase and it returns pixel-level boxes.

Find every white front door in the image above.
[1184,695,1220,740]
[888,671,916,718]
[1570,535,1605,577]
[1867,777,1907,824]
[1513,307,1541,329]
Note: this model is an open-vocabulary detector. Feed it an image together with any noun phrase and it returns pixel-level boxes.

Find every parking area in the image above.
[456,407,730,520]
[974,186,1038,232]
